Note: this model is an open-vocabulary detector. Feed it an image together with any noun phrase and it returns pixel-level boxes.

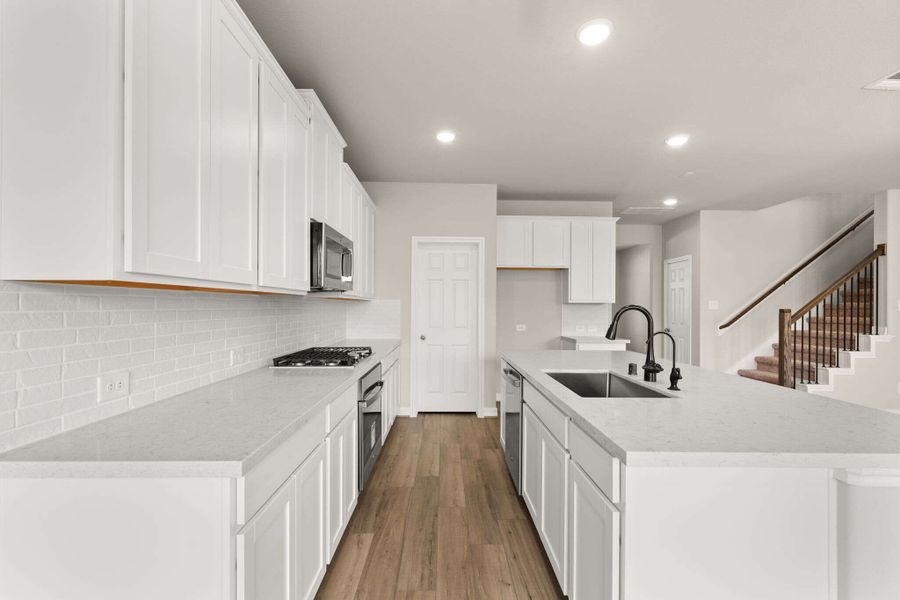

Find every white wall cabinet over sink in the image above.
[497,216,571,268]
[567,217,617,303]
[0,0,313,295]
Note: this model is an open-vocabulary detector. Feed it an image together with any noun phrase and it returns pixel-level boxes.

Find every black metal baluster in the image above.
[875,256,880,335]
[792,320,797,388]
[816,303,821,384]
[842,280,848,357]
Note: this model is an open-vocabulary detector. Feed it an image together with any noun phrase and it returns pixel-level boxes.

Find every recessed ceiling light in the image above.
[577,19,613,46]
[436,130,456,143]
[663,198,679,206]
[665,134,690,148]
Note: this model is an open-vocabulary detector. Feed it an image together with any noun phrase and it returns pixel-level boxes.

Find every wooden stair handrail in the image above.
[719,209,875,330]
[790,243,886,322]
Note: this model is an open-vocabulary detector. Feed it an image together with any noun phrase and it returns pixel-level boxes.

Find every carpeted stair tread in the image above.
[737,369,780,384]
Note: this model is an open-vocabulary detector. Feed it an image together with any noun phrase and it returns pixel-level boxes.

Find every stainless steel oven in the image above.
[310,221,353,292]
[358,362,383,490]
[502,364,523,494]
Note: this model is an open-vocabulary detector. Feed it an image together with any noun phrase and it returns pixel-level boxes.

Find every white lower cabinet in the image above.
[522,402,568,592]
[295,443,327,600]
[237,468,297,600]
[568,459,620,600]
[326,407,359,562]
[383,359,400,439]
[238,442,328,600]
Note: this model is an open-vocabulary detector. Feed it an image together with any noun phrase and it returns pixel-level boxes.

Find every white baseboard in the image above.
[477,406,498,418]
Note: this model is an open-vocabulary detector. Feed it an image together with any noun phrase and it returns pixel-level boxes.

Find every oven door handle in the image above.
[362,381,384,405]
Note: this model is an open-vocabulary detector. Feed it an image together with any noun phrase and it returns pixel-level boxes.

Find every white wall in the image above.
[614,245,653,353]
[497,270,563,351]
[616,224,664,354]
[366,182,498,414]
[0,282,348,452]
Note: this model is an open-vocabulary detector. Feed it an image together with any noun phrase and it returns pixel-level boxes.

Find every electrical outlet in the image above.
[97,371,130,402]
[587,325,598,333]
[575,325,586,333]
[516,324,527,332]
[230,348,245,366]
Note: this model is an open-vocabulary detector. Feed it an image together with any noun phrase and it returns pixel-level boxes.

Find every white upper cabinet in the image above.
[300,91,347,235]
[125,0,210,280]
[533,218,571,267]
[497,216,570,268]
[497,216,615,303]
[497,217,534,267]
[567,218,617,303]
[258,62,310,292]
[0,0,316,295]
[209,0,259,284]
[343,165,376,300]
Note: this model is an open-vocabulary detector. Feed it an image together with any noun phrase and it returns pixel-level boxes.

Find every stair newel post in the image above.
[778,309,793,387]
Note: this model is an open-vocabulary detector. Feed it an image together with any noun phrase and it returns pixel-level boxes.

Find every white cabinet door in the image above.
[238,477,295,600]
[541,424,568,591]
[341,410,359,523]
[522,403,543,522]
[295,444,326,600]
[366,198,376,298]
[339,164,356,239]
[567,218,617,303]
[568,220,593,302]
[497,217,533,267]
[257,63,292,290]
[568,459,620,600]
[591,219,616,303]
[125,0,210,279]
[326,135,343,231]
[325,415,346,561]
[288,100,311,292]
[533,219,570,267]
[209,0,258,284]
[308,108,329,224]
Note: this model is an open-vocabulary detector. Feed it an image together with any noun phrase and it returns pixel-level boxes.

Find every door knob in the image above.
[420,335,426,340]
[664,327,671,333]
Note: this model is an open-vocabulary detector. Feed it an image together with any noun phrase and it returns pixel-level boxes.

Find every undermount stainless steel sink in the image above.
[544,370,670,399]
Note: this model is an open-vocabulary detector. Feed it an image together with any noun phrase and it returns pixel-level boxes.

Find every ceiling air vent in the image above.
[863,70,900,91]
[620,206,676,215]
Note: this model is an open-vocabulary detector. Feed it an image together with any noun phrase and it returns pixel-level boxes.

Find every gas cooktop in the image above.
[272,346,373,368]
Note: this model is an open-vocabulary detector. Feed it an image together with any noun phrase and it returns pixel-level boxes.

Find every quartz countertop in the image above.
[0,339,401,478]
[503,349,900,468]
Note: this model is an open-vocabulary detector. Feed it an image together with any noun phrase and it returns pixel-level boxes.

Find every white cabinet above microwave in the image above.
[300,90,349,238]
[0,0,312,295]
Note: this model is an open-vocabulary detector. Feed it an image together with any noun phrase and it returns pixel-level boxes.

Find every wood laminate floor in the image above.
[316,414,565,600]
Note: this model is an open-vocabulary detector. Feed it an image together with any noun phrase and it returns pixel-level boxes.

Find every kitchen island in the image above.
[502,349,900,600]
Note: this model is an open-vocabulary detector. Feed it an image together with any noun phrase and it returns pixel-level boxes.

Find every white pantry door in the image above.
[414,241,480,412]
[664,256,692,363]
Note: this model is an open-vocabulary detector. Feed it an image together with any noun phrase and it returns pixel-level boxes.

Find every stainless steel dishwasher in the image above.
[502,364,523,494]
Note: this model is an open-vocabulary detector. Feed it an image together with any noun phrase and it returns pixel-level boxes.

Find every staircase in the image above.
[738,279,874,385]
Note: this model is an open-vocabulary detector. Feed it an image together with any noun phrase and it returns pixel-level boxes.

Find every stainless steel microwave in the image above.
[310,221,353,291]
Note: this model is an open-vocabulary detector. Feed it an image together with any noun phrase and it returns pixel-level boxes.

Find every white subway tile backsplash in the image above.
[0,281,349,453]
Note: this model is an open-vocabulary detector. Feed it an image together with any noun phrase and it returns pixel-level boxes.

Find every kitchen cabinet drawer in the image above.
[524,380,568,448]
[326,384,357,433]
[569,422,620,503]
[237,407,327,525]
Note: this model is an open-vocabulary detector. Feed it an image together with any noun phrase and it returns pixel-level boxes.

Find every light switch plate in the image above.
[708,300,720,310]
[516,324,527,332]
[97,371,130,402]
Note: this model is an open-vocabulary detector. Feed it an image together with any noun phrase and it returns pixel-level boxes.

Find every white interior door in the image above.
[664,256,692,363]
[414,240,480,412]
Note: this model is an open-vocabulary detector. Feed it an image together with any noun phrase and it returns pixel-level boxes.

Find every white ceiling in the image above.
[236,0,900,224]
